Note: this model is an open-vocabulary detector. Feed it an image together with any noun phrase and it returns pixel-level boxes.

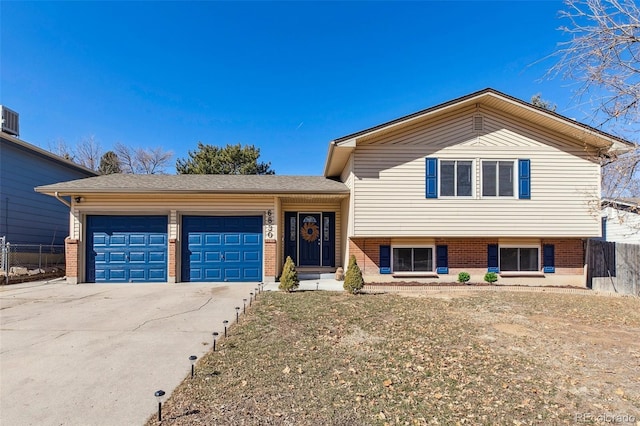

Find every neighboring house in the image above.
[600,198,640,244]
[1,130,97,246]
[35,89,633,285]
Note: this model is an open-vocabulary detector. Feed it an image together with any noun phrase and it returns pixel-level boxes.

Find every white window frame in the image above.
[439,159,474,198]
[499,244,541,272]
[481,159,517,198]
[391,245,436,272]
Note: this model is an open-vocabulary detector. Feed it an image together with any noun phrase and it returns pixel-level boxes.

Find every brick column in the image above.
[168,238,176,283]
[65,237,78,284]
[264,239,277,281]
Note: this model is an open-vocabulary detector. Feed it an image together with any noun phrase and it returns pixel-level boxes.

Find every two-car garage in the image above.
[85,215,263,283]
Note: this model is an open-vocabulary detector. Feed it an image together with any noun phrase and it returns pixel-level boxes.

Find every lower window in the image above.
[500,247,539,271]
[393,247,433,272]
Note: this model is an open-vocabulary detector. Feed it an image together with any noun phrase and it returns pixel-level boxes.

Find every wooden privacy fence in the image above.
[587,239,640,296]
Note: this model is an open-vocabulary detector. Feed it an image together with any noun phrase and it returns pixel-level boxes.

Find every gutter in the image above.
[54,191,71,208]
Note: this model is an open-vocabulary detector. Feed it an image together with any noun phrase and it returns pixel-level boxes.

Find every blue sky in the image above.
[2,1,585,175]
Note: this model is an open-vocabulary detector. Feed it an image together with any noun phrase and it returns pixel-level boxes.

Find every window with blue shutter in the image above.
[379,245,391,274]
[518,159,531,199]
[425,158,438,198]
[436,245,448,274]
[487,244,499,272]
[543,244,555,273]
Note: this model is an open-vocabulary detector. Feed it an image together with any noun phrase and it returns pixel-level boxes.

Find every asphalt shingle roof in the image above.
[35,174,350,194]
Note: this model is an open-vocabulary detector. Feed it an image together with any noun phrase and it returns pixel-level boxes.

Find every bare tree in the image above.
[136,146,173,174]
[49,139,76,162]
[548,0,640,198]
[114,142,173,174]
[75,135,102,170]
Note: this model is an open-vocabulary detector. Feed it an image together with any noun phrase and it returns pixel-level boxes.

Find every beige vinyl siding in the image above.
[280,201,342,267]
[352,107,601,238]
[75,193,276,212]
[339,154,355,265]
[75,193,276,246]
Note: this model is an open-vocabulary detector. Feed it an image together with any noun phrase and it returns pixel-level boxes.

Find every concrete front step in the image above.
[298,272,337,280]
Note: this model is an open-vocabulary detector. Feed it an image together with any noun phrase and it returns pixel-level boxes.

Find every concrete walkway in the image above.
[0,279,258,426]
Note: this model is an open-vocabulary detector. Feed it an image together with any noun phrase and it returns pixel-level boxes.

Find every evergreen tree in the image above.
[279,256,299,292]
[176,142,275,175]
[98,151,122,174]
[343,255,364,294]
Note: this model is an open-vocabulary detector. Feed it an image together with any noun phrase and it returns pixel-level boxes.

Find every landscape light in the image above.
[154,390,166,421]
[212,332,219,351]
[189,355,197,378]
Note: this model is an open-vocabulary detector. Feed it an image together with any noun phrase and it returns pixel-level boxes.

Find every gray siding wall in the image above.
[0,139,94,245]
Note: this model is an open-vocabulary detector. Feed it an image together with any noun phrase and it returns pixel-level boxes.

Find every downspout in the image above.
[54,192,71,208]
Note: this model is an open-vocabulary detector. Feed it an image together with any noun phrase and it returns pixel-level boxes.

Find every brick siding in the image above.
[65,237,78,279]
[168,239,176,278]
[265,239,277,278]
[349,237,584,275]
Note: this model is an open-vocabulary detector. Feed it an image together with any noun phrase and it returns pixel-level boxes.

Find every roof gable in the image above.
[324,88,635,177]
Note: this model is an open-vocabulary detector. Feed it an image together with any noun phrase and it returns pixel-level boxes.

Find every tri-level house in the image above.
[36,89,633,286]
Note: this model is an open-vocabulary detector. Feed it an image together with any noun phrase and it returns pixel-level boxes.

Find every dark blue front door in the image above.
[86,215,168,283]
[285,212,335,267]
[182,216,262,282]
[299,214,321,266]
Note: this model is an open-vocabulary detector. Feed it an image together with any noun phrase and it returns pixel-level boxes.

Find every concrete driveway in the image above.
[0,279,259,425]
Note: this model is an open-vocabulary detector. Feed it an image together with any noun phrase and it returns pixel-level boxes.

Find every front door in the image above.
[298,213,321,266]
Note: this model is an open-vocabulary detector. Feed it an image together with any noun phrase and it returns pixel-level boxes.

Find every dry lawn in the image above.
[147,290,640,425]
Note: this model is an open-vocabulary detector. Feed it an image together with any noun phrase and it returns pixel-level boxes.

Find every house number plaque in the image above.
[266,210,274,239]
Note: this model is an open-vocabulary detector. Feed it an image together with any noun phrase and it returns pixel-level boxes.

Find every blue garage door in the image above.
[182,216,262,282]
[86,216,168,283]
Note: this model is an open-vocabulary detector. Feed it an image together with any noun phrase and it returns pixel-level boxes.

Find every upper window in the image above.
[393,247,433,272]
[500,246,539,271]
[440,160,472,197]
[426,158,530,200]
[482,160,514,197]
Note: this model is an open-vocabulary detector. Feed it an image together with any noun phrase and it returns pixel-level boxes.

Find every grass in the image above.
[147,290,640,425]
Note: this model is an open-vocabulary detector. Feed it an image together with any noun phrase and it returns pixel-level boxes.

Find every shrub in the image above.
[343,255,364,294]
[484,272,498,284]
[457,272,471,285]
[279,256,299,292]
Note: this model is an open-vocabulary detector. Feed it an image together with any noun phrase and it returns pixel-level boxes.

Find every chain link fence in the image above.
[1,237,66,284]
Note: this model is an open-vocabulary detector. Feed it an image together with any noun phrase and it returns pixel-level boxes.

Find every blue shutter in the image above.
[518,159,531,199]
[379,245,391,274]
[436,245,448,274]
[543,244,555,273]
[425,158,438,198]
[487,244,499,273]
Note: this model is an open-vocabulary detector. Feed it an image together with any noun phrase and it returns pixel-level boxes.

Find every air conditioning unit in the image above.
[1,106,19,136]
